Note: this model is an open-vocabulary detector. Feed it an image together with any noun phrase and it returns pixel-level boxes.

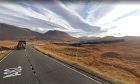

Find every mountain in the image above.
[79,36,100,42]
[1,22,139,42]
[41,30,79,42]
[96,36,121,41]
[0,23,78,42]
[79,36,125,44]
[79,36,140,44]
[0,23,40,40]
[121,36,140,40]
[79,36,119,42]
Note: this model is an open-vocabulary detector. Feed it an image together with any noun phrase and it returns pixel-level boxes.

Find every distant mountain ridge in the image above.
[80,36,140,43]
[0,23,78,42]
[79,36,101,42]
[40,30,79,42]
[0,23,139,42]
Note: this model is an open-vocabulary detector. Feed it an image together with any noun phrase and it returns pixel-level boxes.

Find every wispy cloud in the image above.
[0,1,103,37]
[85,2,140,37]
[0,1,140,37]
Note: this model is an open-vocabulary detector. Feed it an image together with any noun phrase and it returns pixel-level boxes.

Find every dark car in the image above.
[17,41,26,50]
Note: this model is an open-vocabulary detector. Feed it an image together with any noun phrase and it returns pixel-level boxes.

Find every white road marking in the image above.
[3,66,22,78]
[47,56,103,84]
[0,51,13,63]
[33,48,104,84]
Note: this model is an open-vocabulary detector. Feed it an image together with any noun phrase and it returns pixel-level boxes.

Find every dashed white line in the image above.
[0,51,13,63]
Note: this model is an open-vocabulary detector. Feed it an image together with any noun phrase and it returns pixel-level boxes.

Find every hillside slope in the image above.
[0,23,40,40]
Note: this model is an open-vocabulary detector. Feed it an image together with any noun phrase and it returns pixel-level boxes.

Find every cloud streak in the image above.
[0,1,140,37]
[0,1,103,37]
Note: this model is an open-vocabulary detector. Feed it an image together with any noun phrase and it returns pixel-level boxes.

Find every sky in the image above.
[0,0,140,37]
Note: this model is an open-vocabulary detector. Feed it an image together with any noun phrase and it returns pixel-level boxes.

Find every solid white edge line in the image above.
[33,48,104,84]
[0,50,13,63]
[47,56,103,84]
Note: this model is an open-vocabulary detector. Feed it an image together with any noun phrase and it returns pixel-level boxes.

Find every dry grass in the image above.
[0,40,17,49]
[0,40,16,60]
[35,40,140,84]
[0,50,8,60]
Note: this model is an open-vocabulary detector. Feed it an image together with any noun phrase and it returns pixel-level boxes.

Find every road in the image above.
[0,46,110,84]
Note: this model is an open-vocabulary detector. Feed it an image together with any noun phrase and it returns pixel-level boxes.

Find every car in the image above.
[16,41,26,50]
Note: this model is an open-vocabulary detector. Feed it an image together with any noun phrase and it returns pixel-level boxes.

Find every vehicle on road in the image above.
[16,41,26,50]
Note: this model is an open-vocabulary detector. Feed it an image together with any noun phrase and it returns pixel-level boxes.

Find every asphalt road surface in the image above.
[0,46,110,84]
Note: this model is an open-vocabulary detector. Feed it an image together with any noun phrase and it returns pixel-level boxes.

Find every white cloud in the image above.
[0,1,139,37]
[0,1,103,37]
[97,3,140,25]
[107,15,140,36]
[63,2,84,13]
[85,2,140,37]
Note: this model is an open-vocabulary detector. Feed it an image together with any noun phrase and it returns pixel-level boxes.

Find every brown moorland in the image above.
[0,40,16,60]
[35,40,140,84]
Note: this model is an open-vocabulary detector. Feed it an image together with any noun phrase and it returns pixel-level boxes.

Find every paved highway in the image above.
[0,46,110,84]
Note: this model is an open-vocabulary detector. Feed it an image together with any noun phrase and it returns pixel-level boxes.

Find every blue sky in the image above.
[0,0,140,37]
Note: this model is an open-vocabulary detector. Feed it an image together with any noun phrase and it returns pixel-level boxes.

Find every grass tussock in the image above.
[35,41,140,84]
